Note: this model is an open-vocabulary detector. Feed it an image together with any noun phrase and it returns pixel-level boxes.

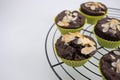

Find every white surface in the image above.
[0,0,120,80]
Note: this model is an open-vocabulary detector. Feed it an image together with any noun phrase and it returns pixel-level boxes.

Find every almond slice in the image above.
[81,46,96,55]
[117,25,120,31]
[57,21,69,27]
[117,62,120,73]
[98,3,105,9]
[91,6,96,10]
[109,29,116,34]
[65,10,71,15]
[110,54,116,60]
[102,27,109,32]
[62,34,75,43]
[114,51,120,55]
[77,38,82,44]
[101,23,109,28]
[111,62,117,67]
[85,2,92,7]
[73,12,78,17]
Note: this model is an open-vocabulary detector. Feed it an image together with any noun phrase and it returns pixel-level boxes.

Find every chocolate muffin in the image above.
[54,10,86,34]
[55,10,86,29]
[100,50,120,80]
[94,17,120,48]
[54,32,97,67]
[79,1,108,24]
[80,1,107,16]
[94,17,120,41]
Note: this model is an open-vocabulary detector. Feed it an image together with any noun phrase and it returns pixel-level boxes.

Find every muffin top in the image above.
[55,10,86,29]
[55,32,97,60]
[80,1,107,16]
[100,50,120,80]
[94,17,120,41]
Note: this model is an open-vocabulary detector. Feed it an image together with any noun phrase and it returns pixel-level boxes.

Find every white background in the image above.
[0,0,120,80]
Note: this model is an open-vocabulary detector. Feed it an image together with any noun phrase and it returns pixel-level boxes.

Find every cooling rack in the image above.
[45,8,120,80]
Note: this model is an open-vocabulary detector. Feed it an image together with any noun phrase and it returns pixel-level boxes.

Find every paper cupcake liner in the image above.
[60,56,89,67]
[54,45,90,67]
[98,62,107,80]
[79,9,108,25]
[56,25,82,35]
[54,18,87,35]
[93,30,120,48]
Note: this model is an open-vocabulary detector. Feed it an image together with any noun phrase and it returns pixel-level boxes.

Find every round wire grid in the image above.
[45,8,120,80]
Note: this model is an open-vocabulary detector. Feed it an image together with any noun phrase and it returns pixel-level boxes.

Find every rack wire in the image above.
[45,8,120,80]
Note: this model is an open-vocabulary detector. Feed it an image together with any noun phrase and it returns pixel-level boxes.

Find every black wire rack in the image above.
[45,8,120,80]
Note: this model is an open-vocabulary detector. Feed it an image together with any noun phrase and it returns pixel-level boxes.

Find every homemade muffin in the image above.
[80,1,108,24]
[94,17,120,48]
[99,50,120,80]
[55,10,86,34]
[54,32,97,67]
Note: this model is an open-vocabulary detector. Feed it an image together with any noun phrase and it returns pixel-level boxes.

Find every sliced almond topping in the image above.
[116,62,120,73]
[117,62,120,73]
[111,26,117,30]
[82,37,95,46]
[82,38,88,45]
[62,32,96,55]
[62,32,84,43]
[101,19,120,33]
[111,62,117,67]
[110,54,116,60]
[65,10,70,14]
[101,23,109,28]
[61,34,75,43]
[84,2,94,7]
[110,23,116,29]
[85,2,105,11]
[117,25,120,31]
[77,38,82,44]
[70,32,84,38]
[57,21,69,27]
[73,21,77,23]
[114,51,120,56]
[58,10,79,27]
[111,59,120,73]
[91,6,96,10]
[111,19,119,24]
[67,16,74,22]
[72,16,77,21]
[98,3,105,9]
[107,19,111,22]
[102,27,109,32]
[63,16,71,22]
[109,29,117,34]
[111,67,114,71]
[73,12,78,17]
[81,46,96,55]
